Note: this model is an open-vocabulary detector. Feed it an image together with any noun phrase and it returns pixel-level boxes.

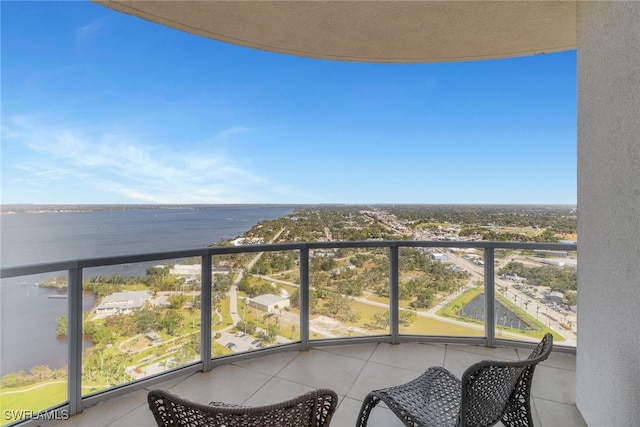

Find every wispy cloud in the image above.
[2,116,274,203]
[74,16,110,45]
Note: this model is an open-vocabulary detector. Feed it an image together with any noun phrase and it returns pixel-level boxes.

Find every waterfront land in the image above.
[0,205,577,425]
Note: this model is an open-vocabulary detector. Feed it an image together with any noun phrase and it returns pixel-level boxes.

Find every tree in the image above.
[399,310,417,326]
[167,293,188,309]
[56,315,67,336]
[236,320,257,335]
[372,312,389,329]
[322,293,360,323]
[174,337,199,365]
[411,289,435,309]
[372,310,416,329]
[290,288,318,313]
[160,310,184,335]
[29,365,54,382]
[132,308,160,334]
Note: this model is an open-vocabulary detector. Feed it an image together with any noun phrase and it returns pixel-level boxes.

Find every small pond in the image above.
[458,293,532,331]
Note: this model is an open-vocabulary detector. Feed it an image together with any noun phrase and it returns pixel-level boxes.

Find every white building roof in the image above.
[250,294,289,306]
[96,291,150,311]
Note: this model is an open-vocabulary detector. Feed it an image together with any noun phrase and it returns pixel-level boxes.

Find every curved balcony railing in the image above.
[0,240,576,426]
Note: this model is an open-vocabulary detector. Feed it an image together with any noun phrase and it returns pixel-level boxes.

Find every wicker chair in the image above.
[148,388,338,427]
[357,333,553,427]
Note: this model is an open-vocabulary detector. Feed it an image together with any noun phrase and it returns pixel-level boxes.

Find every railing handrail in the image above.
[0,239,577,425]
[0,240,577,278]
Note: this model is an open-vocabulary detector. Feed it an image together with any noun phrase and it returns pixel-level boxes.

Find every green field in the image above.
[0,381,66,426]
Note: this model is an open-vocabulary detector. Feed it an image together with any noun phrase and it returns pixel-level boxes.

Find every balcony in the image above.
[0,240,580,426]
[43,342,582,427]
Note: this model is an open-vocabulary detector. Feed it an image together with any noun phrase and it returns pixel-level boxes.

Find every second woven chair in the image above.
[356,333,553,427]
[148,388,338,426]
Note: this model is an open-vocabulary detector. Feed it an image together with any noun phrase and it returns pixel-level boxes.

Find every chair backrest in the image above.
[458,333,553,427]
[148,388,338,427]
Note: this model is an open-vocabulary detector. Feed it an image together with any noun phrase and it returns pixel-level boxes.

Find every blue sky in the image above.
[1,1,576,205]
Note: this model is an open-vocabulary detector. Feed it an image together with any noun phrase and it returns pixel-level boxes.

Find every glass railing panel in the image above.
[82,260,201,396]
[308,247,390,339]
[1,272,69,426]
[399,247,485,337]
[494,248,577,346]
[215,249,300,355]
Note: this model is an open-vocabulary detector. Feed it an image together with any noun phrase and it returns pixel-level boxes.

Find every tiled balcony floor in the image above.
[44,342,585,427]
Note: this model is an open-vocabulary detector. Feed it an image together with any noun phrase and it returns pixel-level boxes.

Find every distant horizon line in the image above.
[1,202,578,209]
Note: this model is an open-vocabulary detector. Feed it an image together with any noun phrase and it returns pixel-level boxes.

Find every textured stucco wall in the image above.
[577,1,640,425]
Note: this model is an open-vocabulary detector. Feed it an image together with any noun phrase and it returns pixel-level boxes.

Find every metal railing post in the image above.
[389,246,400,344]
[68,267,83,415]
[299,248,310,351]
[201,255,212,371]
[484,247,496,348]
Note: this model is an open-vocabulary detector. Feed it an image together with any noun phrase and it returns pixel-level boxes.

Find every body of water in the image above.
[459,293,532,331]
[0,206,293,375]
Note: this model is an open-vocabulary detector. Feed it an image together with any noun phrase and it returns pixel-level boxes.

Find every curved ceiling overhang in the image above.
[94,1,577,63]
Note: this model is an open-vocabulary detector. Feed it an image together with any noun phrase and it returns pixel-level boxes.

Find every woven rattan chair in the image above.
[357,333,553,427]
[148,388,338,426]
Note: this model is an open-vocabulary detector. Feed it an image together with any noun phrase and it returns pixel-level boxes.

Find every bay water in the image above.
[0,206,293,376]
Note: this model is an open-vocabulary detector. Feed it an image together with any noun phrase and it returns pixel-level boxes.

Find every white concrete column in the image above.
[577,1,640,425]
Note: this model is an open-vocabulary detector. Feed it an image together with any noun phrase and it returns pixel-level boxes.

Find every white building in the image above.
[170,264,201,276]
[95,291,151,315]
[170,264,234,276]
[231,237,264,246]
[247,294,290,313]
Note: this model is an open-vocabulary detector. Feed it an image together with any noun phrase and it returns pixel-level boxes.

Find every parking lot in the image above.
[216,330,261,353]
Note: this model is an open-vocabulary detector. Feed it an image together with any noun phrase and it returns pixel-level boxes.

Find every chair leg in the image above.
[356,393,382,427]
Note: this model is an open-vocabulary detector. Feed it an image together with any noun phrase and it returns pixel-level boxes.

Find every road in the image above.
[223,219,576,347]
[228,228,285,325]
[432,248,576,346]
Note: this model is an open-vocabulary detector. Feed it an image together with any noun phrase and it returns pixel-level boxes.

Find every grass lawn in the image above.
[401,316,485,336]
[0,382,66,426]
[363,294,390,305]
[214,296,232,330]
[343,300,485,337]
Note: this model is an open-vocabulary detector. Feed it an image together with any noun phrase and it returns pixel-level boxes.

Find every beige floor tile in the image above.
[538,351,577,370]
[447,343,520,361]
[242,376,317,406]
[107,403,157,427]
[443,347,497,378]
[531,365,576,404]
[534,399,587,427]
[369,342,446,373]
[144,374,190,391]
[276,349,366,395]
[333,396,405,427]
[331,396,363,427]
[168,364,272,404]
[346,362,423,401]
[316,342,378,361]
[43,389,148,427]
[231,350,298,376]
[39,343,582,427]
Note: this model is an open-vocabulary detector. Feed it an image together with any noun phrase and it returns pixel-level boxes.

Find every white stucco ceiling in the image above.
[94,1,577,63]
